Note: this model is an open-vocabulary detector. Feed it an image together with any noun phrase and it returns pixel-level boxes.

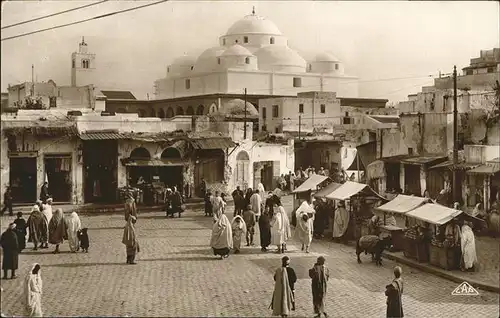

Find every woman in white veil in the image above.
[65,212,82,252]
[25,263,43,317]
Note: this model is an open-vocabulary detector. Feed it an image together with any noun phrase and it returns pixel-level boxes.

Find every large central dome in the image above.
[226,13,282,36]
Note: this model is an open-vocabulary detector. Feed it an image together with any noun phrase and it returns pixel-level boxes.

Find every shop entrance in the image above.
[9,157,37,203]
[44,154,72,202]
[83,140,118,203]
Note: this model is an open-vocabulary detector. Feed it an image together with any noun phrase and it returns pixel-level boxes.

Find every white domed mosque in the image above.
[154,9,358,99]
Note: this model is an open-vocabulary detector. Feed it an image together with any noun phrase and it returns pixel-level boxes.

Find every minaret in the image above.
[71,36,96,87]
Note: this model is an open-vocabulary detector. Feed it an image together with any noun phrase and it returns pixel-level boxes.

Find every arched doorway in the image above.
[166,107,174,118]
[196,105,204,115]
[158,109,165,119]
[160,145,184,191]
[176,106,185,116]
[128,147,151,186]
[186,106,194,115]
[235,151,250,190]
[209,103,217,114]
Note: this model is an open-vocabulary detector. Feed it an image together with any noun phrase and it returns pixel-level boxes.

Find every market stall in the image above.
[325,181,387,241]
[406,203,462,267]
[376,195,431,251]
[291,175,329,225]
[313,182,343,237]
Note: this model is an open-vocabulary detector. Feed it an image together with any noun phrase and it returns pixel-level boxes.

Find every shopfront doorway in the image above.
[83,140,118,203]
[44,154,72,202]
[9,157,37,203]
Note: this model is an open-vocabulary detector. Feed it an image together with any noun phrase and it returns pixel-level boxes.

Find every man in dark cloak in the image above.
[259,210,272,252]
[14,211,27,252]
[309,256,330,318]
[170,186,183,218]
[27,205,47,250]
[0,223,19,279]
[232,187,244,216]
[40,182,50,203]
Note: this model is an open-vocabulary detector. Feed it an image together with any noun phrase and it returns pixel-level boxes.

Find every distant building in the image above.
[71,37,96,87]
[153,9,359,99]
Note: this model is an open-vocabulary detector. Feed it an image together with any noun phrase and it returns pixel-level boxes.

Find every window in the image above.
[262,107,267,119]
[308,64,312,71]
[262,125,267,132]
[223,38,226,45]
[408,148,414,156]
[167,67,170,73]
[487,67,495,73]
[299,104,304,113]
[235,39,238,43]
[275,127,281,133]
[82,59,89,69]
[244,36,248,43]
[185,79,190,89]
[465,69,473,75]
[293,77,302,87]
[72,60,75,68]
[190,66,194,70]
[320,104,325,114]
[217,58,221,65]
[245,57,250,64]
[272,105,279,118]
[335,63,339,70]
[270,37,275,44]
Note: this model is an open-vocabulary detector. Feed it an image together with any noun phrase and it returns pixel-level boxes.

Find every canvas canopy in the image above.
[292,175,328,193]
[325,181,385,201]
[377,195,431,215]
[313,182,342,198]
[405,203,462,225]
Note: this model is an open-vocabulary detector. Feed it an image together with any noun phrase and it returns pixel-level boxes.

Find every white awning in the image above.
[405,203,462,225]
[292,175,329,193]
[377,195,431,215]
[325,181,385,201]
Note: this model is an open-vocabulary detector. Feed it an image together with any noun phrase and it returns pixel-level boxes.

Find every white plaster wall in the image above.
[0,134,82,204]
[76,115,178,133]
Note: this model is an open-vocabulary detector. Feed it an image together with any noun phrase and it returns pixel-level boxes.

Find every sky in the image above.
[1,1,499,102]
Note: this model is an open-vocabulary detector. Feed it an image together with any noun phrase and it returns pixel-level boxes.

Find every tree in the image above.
[14,96,46,110]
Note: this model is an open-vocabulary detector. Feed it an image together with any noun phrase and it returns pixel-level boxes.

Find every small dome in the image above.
[221,44,253,57]
[171,55,197,66]
[315,52,339,62]
[197,47,226,60]
[226,14,282,36]
[219,99,259,116]
[255,45,306,68]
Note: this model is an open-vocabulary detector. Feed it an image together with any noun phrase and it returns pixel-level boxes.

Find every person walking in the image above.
[1,187,13,216]
[242,204,256,246]
[309,256,330,318]
[48,209,66,254]
[385,266,404,318]
[122,215,140,264]
[210,214,233,259]
[231,215,247,254]
[124,192,137,222]
[250,189,262,222]
[0,223,19,279]
[270,256,295,317]
[297,212,313,253]
[259,210,272,252]
[25,263,43,317]
[65,212,82,253]
[27,205,45,251]
[14,212,28,252]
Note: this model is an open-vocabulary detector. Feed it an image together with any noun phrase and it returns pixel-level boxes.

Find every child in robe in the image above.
[231,216,247,254]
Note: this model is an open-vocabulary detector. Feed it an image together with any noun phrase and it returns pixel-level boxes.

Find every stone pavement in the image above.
[0,198,499,317]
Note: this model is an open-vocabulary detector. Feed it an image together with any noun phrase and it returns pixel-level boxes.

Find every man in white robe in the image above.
[460,221,478,271]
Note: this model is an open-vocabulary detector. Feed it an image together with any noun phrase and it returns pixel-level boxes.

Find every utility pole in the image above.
[244,88,247,140]
[452,65,459,203]
[31,64,34,96]
[298,114,302,140]
[356,148,361,182]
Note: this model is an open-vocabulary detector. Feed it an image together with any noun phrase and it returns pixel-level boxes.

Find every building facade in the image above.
[154,10,359,100]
